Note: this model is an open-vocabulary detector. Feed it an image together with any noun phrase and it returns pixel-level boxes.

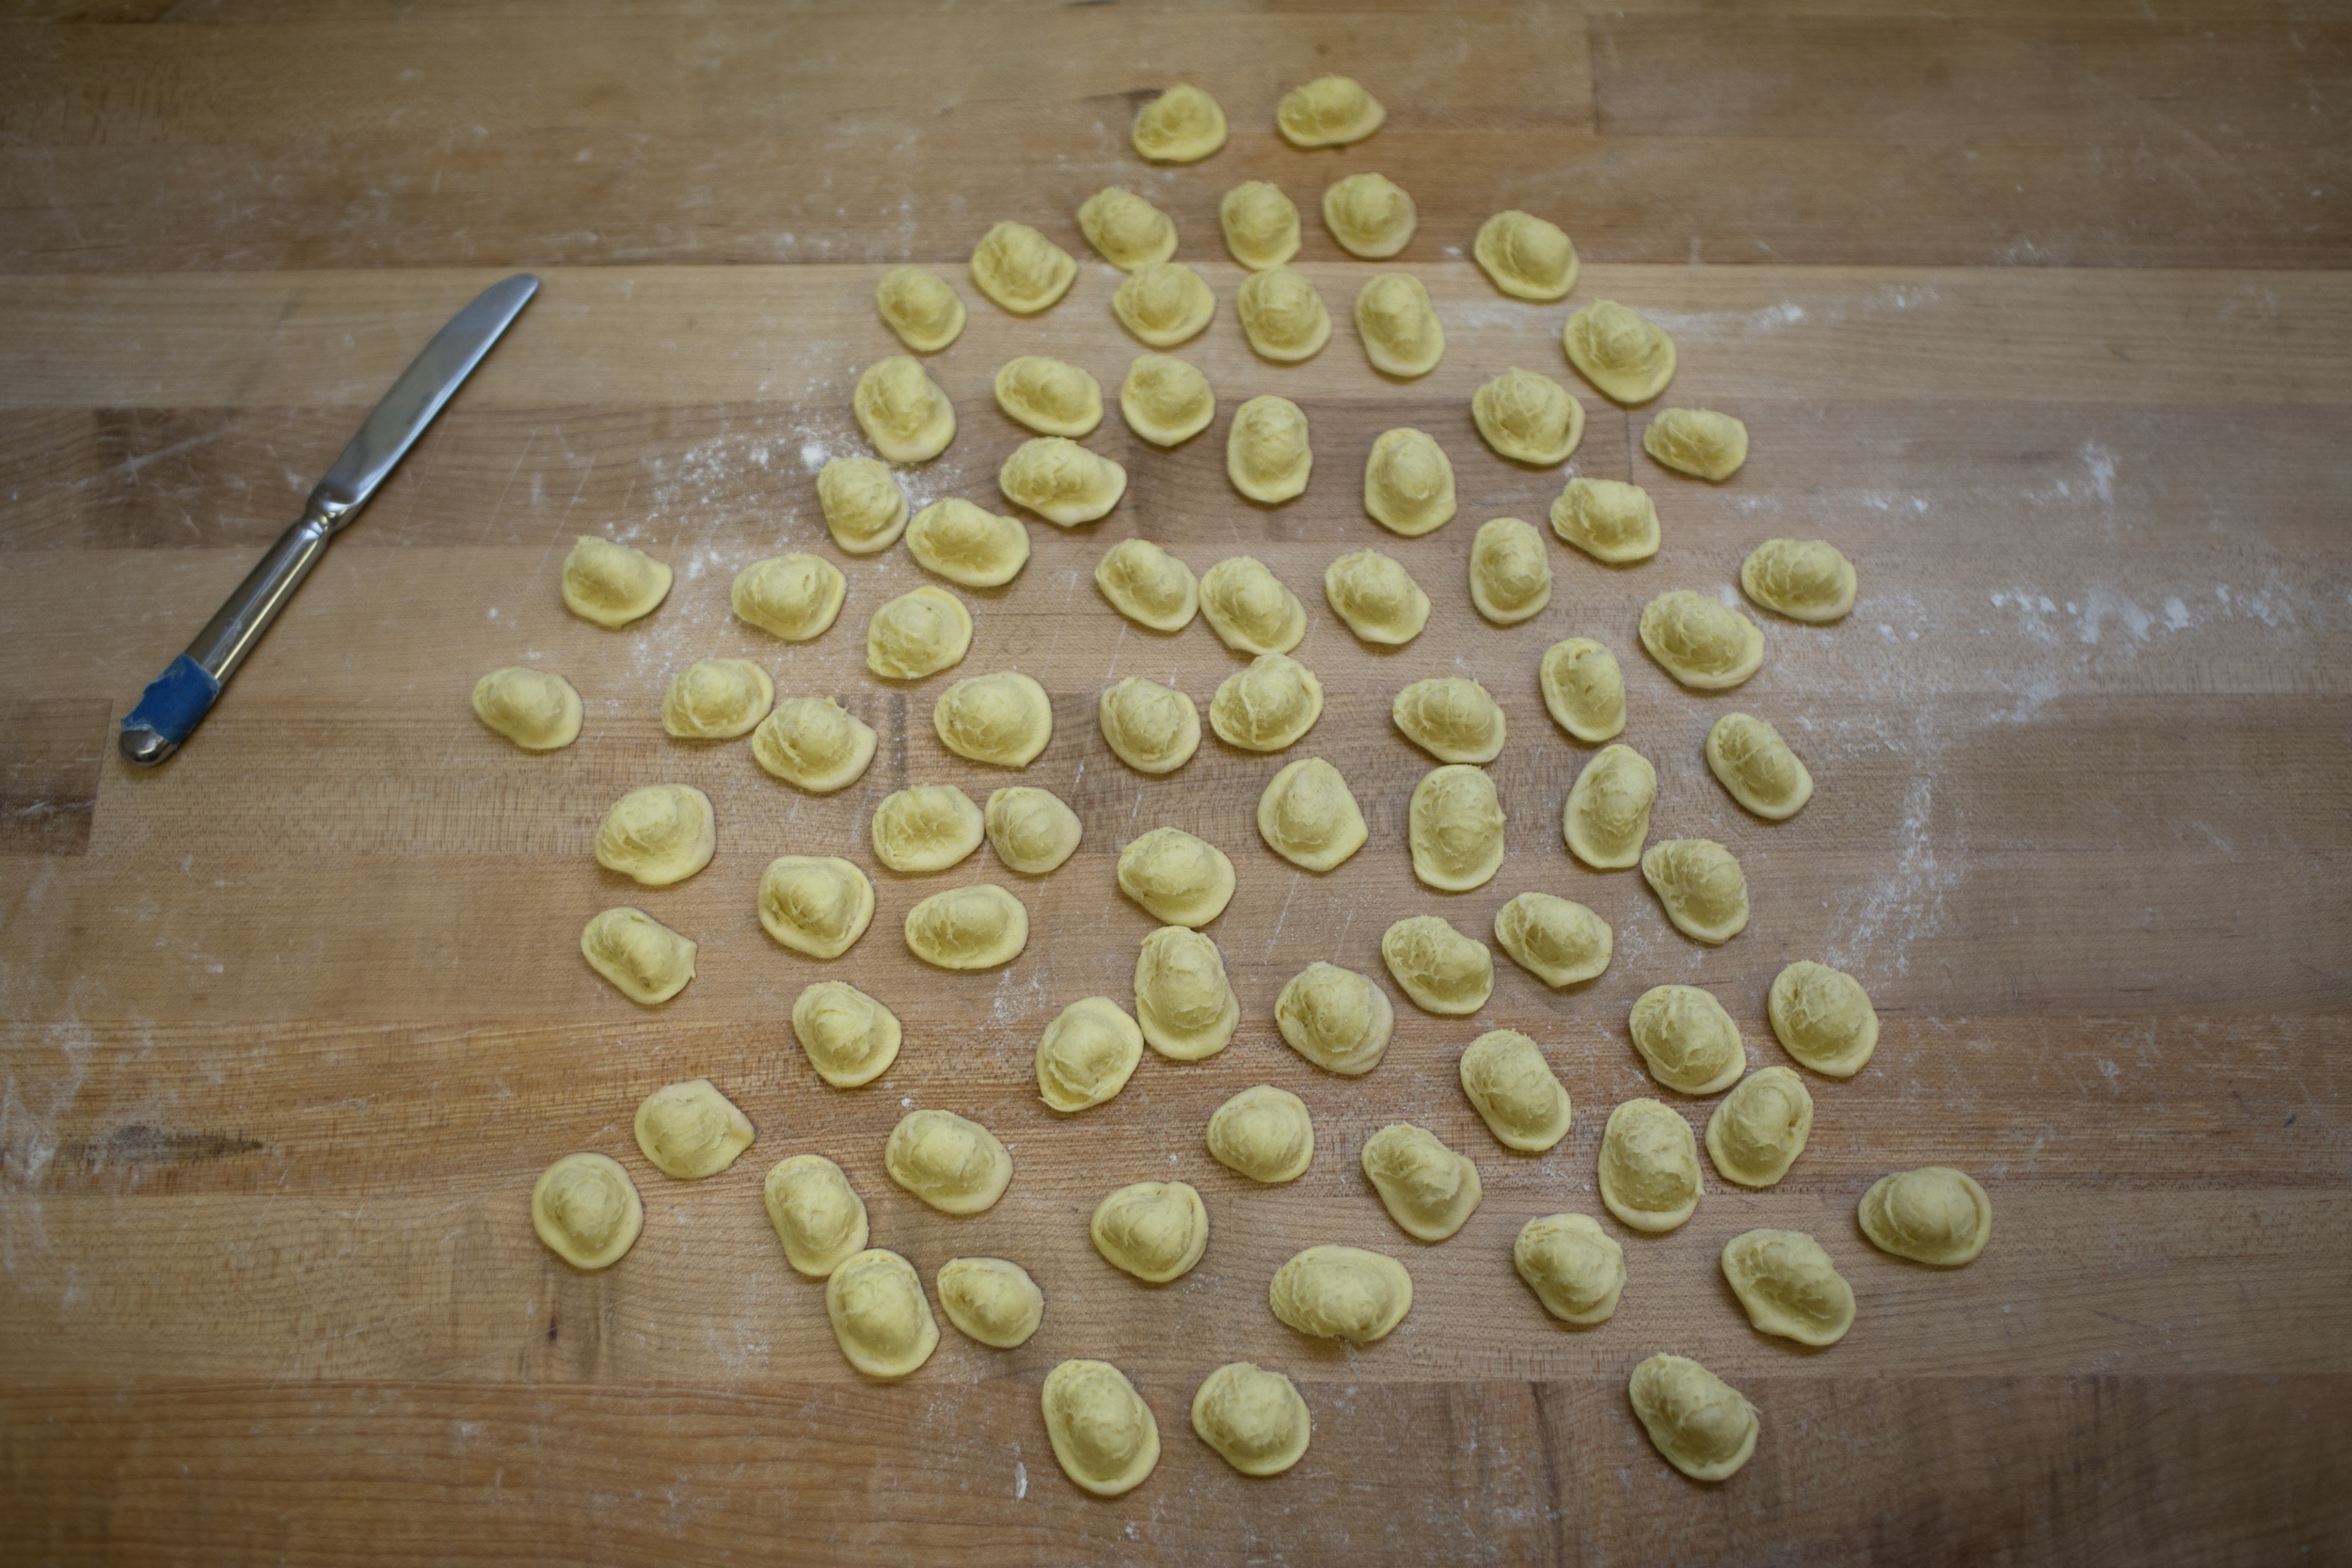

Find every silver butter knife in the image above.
[119,273,539,766]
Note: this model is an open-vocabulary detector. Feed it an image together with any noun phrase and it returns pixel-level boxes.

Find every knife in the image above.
[117,273,540,767]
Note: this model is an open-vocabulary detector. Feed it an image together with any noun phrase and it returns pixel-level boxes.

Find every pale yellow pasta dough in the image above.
[1472,368,1584,467]
[1473,210,1579,301]
[1256,757,1368,872]
[1226,394,1314,503]
[907,499,1030,589]
[1210,653,1323,752]
[874,265,965,354]
[733,554,848,641]
[826,1249,939,1380]
[1118,827,1235,927]
[1644,408,1748,482]
[1192,1363,1311,1478]
[1459,1030,1573,1152]
[754,695,878,793]
[1722,1228,1854,1347]
[1199,556,1307,655]
[903,883,1028,970]
[1322,172,1416,260]
[791,980,901,1087]
[1468,516,1552,626]
[1514,1213,1624,1326]
[1642,837,1750,945]
[1563,743,1655,871]
[580,907,696,1004]
[1380,915,1494,1016]
[1274,961,1393,1076]
[1860,1167,1992,1266]
[1540,638,1628,743]
[1098,677,1201,776]
[1708,713,1813,820]
[1629,1354,1757,1481]
[472,667,582,751]
[936,1257,1044,1349]
[1597,1098,1701,1234]
[1236,267,1331,363]
[594,784,716,887]
[763,1154,867,1277]
[1629,984,1747,1095]
[1134,924,1239,1061]
[1133,82,1226,163]
[1492,892,1612,988]
[1550,482,1659,568]
[1408,764,1507,892]
[885,1108,1012,1215]
[1094,537,1200,629]
[1363,427,1456,537]
[853,356,956,464]
[1206,1085,1315,1182]
[1768,960,1879,1078]
[999,437,1128,527]
[1353,273,1444,377]
[993,356,1104,438]
[1041,1360,1160,1497]
[531,1152,643,1270]
[1742,537,1857,623]
[1640,591,1764,690]
[758,856,876,960]
[1706,1067,1814,1189]
[933,671,1054,767]
[632,1078,755,1180]
[1119,354,1216,446]
[870,784,984,873]
[1220,181,1301,270]
[1112,262,1216,349]
[1562,301,1677,404]
[985,785,1084,874]
[661,657,773,739]
[1091,1180,1210,1283]
[1078,186,1177,271]
[1361,1123,1481,1243]
[866,585,973,681]
[969,221,1076,314]
[1036,996,1145,1113]
[1325,549,1428,644]
[1269,1245,1412,1343]
[1277,75,1385,148]
[817,456,911,555]
[561,535,672,627]
[1391,676,1504,765]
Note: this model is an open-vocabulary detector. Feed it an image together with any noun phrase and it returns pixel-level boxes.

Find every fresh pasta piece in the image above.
[791,980,901,1087]
[1236,267,1331,363]
[884,1108,1012,1214]
[1199,556,1307,655]
[1597,1098,1701,1234]
[1391,677,1504,765]
[1742,538,1858,623]
[1722,1229,1855,1347]
[1380,915,1494,1016]
[1220,181,1301,270]
[1353,273,1444,377]
[1036,996,1145,1113]
[1361,1123,1481,1243]
[1210,653,1324,752]
[1514,1213,1624,1326]
[1459,1030,1572,1153]
[1472,368,1584,467]
[1277,75,1385,148]
[999,437,1127,527]
[866,585,973,680]
[1562,743,1655,871]
[1094,538,1199,632]
[853,356,956,463]
[1322,172,1416,259]
[1078,186,1177,271]
[816,457,911,555]
[1708,713,1813,820]
[1099,677,1202,776]
[594,784,715,887]
[1468,516,1552,626]
[1706,1067,1815,1189]
[561,535,671,627]
[763,1154,867,1277]
[1132,82,1226,163]
[580,907,696,1004]
[471,667,582,751]
[874,265,964,353]
[993,356,1104,438]
[1768,961,1880,1078]
[531,1152,643,1270]
[907,499,1030,589]
[1269,1245,1411,1343]
[1226,394,1314,503]
[1640,591,1764,690]
[1091,1180,1210,1283]
[1134,925,1239,1061]
[1492,892,1612,988]
[984,785,1084,874]
[1408,765,1507,892]
[1549,478,1659,565]
[1859,1167,1993,1266]
[733,553,848,641]
[870,784,984,873]
[936,1257,1044,1349]
[1041,1361,1160,1497]
[1562,301,1677,404]
[661,657,773,739]
[1629,1355,1757,1481]
[934,671,1054,767]
[754,696,879,793]
[1257,757,1368,872]
[758,856,876,960]
[904,883,1029,970]
[969,221,1076,314]
[1645,408,1748,482]
[1642,838,1750,945]
[1362,427,1455,537]
[1118,827,1235,927]
[632,1079,755,1180]
[1473,210,1579,301]
[1539,638,1627,742]
[1112,262,1216,349]
[826,1249,939,1380]
[1192,1363,1311,1478]
[1629,985,1747,1096]
[1206,1085,1314,1182]
[1274,961,1393,1076]
[1324,549,1429,644]
[1118,355,1216,447]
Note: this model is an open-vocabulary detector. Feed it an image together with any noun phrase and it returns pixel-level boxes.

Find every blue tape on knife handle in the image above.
[122,656,221,745]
